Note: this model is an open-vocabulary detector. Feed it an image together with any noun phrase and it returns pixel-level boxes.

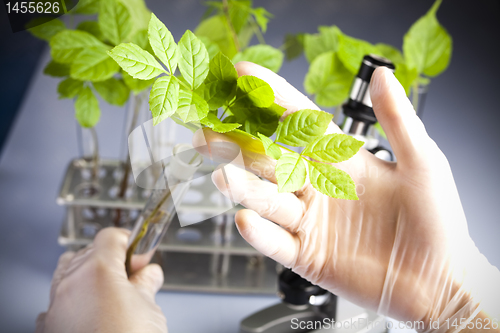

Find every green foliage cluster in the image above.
[194,0,284,72]
[110,15,361,200]
[29,0,153,128]
[286,0,452,109]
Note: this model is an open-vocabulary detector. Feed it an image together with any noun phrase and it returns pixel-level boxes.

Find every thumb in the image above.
[129,263,164,300]
[370,67,433,168]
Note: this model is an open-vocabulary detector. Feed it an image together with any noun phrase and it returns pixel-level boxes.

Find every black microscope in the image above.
[239,55,395,333]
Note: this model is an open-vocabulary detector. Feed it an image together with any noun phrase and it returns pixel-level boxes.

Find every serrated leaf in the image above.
[149,76,179,125]
[403,0,452,77]
[178,30,209,89]
[201,112,241,133]
[50,30,107,64]
[275,153,306,193]
[232,45,284,73]
[198,36,221,60]
[304,25,340,63]
[337,33,377,74]
[148,13,178,74]
[307,160,358,200]
[119,0,151,34]
[75,87,100,128]
[276,109,332,147]
[206,52,238,82]
[93,78,130,106]
[230,102,284,137]
[302,134,363,163]
[304,52,353,107]
[99,0,132,45]
[283,33,304,61]
[44,61,70,77]
[58,78,84,99]
[73,0,100,14]
[204,52,238,109]
[234,75,274,108]
[76,21,103,40]
[70,46,118,82]
[252,7,272,33]
[176,90,209,123]
[375,43,404,64]
[122,71,154,94]
[258,133,281,160]
[108,43,165,80]
[27,18,65,42]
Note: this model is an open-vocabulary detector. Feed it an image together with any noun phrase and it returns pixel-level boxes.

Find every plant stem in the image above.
[89,127,99,183]
[114,92,144,227]
[125,186,173,276]
[249,15,266,45]
[222,0,241,52]
[412,78,420,114]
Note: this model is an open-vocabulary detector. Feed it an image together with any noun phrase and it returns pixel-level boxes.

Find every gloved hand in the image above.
[193,63,500,332]
[36,228,167,333]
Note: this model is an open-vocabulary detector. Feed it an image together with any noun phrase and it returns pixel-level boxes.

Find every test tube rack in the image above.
[56,158,279,294]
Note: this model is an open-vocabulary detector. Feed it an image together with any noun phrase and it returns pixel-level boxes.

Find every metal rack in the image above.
[57,158,279,294]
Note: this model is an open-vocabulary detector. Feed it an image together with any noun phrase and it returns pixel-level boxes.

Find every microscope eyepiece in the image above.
[342,54,395,136]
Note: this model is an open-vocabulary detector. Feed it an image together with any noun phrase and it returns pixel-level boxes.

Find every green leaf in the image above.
[75,87,101,128]
[252,7,272,33]
[148,13,178,74]
[108,43,165,80]
[149,76,180,125]
[394,62,419,96]
[99,0,133,45]
[76,21,103,40]
[304,25,341,63]
[302,134,364,163]
[93,78,130,106]
[201,112,241,133]
[304,51,353,107]
[207,52,238,82]
[27,18,65,42]
[403,0,452,77]
[73,0,100,14]
[58,78,84,99]
[276,109,332,147]
[204,52,238,109]
[119,0,151,34]
[70,46,119,82]
[229,0,251,34]
[44,61,70,77]
[283,33,304,61]
[257,133,281,160]
[232,45,284,73]
[177,90,209,123]
[307,160,358,200]
[198,36,221,60]
[50,30,107,64]
[275,153,307,193]
[178,30,210,89]
[375,43,404,64]
[243,112,280,137]
[171,113,202,133]
[130,29,149,50]
[122,71,154,94]
[195,15,238,59]
[235,75,274,108]
[337,33,377,74]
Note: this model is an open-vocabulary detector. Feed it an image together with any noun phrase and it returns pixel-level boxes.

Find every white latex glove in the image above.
[193,63,500,332]
[36,228,167,333]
